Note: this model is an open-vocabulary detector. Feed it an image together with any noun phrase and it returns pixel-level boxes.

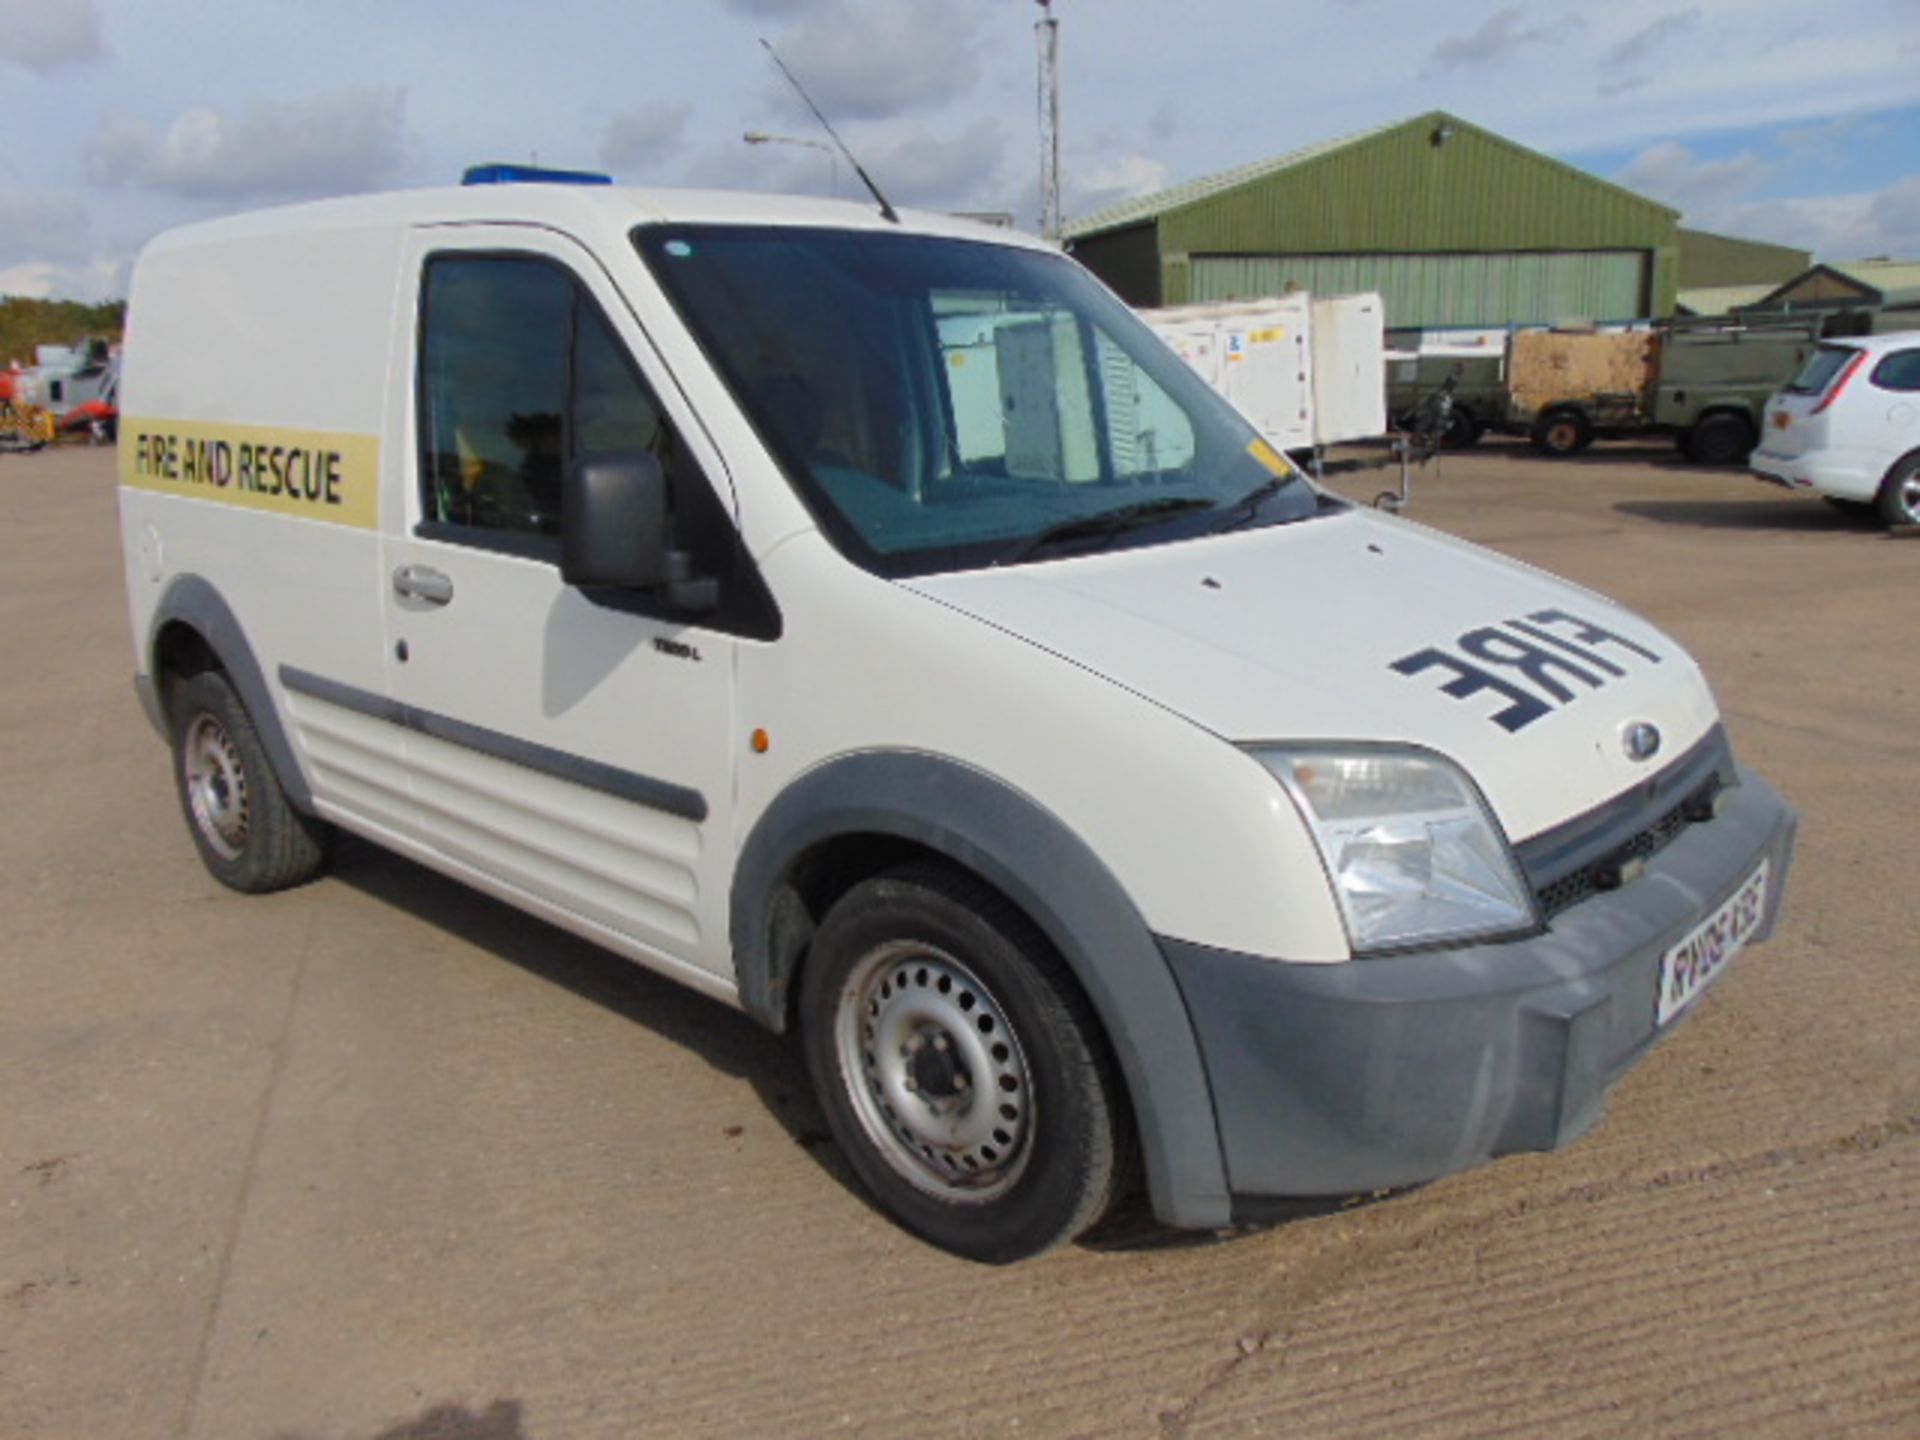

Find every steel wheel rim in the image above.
[834,941,1034,1203]
[183,714,249,861]
[1897,472,1920,523]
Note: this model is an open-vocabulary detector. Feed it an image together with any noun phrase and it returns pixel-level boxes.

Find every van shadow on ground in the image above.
[328,833,843,1179]
[273,1397,527,1440]
[328,837,1281,1257]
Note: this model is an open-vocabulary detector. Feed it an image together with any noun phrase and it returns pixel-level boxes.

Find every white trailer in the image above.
[1137,292,1386,451]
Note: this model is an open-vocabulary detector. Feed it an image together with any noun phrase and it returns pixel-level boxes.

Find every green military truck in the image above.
[1650,320,1827,464]
[1389,319,1824,464]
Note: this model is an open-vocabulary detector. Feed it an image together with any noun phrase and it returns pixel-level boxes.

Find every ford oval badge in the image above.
[1623,721,1662,763]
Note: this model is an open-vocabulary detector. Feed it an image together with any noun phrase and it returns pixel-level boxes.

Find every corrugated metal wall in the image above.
[1156,118,1674,256]
[1073,114,1685,323]
[1189,251,1650,327]
[1676,228,1810,289]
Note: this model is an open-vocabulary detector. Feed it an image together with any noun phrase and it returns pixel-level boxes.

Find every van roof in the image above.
[140,185,1053,258]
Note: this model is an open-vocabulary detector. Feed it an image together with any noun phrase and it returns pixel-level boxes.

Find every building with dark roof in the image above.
[1745,259,1920,316]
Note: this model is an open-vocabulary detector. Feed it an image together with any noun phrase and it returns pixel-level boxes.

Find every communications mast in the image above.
[1036,0,1062,240]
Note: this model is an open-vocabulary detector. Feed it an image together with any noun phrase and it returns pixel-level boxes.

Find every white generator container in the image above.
[1309,293,1387,446]
[1139,293,1384,450]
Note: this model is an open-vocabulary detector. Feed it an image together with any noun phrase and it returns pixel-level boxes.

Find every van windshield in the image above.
[635,225,1324,576]
[1786,345,1859,396]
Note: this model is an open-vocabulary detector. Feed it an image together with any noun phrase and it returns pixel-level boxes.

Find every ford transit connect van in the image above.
[118,178,1796,1260]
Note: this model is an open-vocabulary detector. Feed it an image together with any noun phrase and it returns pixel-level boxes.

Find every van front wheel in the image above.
[170,670,330,893]
[799,864,1127,1263]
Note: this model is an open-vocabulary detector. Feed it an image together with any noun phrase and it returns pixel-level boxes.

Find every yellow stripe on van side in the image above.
[119,419,380,530]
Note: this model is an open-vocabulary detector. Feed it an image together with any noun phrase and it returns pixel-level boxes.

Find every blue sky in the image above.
[1,0,1916,301]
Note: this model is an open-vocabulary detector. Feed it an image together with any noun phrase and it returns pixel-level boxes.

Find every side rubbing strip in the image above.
[279,666,709,823]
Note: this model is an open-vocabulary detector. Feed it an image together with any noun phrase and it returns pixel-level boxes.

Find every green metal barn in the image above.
[1067,111,1686,328]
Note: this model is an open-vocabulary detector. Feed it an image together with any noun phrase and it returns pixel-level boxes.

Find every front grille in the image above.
[1531,775,1723,917]
[1517,727,1734,920]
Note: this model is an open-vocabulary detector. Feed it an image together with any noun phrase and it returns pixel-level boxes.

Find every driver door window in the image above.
[417,255,681,554]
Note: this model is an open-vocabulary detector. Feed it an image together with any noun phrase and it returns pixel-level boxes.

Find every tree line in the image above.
[1,298,127,369]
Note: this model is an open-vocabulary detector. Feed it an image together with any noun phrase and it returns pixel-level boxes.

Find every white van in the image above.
[119,175,1796,1261]
[1750,330,1920,525]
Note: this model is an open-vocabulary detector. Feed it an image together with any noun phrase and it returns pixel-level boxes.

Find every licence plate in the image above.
[1656,861,1768,1025]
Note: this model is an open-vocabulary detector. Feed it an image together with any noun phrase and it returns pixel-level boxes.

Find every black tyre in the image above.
[1874,453,1920,527]
[1443,406,1482,449]
[1684,412,1756,467]
[169,670,330,893]
[799,863,1129,1263]
[1530,409,1594,456]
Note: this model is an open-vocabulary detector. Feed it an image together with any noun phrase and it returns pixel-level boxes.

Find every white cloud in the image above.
[767,0,991,122]
[0,191,90,266]
[858,117,1010,210]
[726,0,823,15]
[1612,138,1920,260]
[1614,141,1774,216]
[1069,153,1170,220]
[1867,177,1920,250]
[1423,7,1577,77]
[86,89,409,202]
[1601,7,1702,68]
[0,0,105,73]
[602,103,693,176]
[634,114,1008,213]
[1597,8,1702,95]
[0,257,127,305]
[1724,179,1920,262]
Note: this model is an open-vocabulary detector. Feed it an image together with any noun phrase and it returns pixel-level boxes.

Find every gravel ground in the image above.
[2,439,1914,1439]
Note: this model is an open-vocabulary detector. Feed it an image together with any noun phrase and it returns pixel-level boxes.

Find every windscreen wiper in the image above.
[1001,497,1215,564]
[1211,472,1309,531]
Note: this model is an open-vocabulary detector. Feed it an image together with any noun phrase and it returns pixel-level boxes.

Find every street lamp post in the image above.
[743,131,840,198]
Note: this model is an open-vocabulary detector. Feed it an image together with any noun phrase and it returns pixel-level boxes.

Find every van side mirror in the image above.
[562,451,671,589]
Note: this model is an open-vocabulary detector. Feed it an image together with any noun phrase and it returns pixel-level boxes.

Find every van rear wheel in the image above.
[170,670,330,892]
[799,863,1128,1263]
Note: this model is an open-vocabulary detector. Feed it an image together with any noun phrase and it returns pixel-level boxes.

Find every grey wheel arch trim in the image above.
[143,574,315,814]
[731,750,1233,1229]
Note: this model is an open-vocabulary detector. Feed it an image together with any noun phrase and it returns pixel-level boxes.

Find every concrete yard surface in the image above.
[2,440,1915,1438]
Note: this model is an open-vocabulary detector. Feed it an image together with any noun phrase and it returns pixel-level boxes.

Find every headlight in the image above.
[1254,747,1538,955]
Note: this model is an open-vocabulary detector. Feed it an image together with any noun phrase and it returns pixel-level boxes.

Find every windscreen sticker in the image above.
[120,419,379,530]
[1246,437,1290,476]
[1390,609,1663,733]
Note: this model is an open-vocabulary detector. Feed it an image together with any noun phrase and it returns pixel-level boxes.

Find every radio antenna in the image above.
[760,38,899,224]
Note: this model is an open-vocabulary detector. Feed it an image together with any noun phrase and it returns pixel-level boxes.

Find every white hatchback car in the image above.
[1751,329,1920,525]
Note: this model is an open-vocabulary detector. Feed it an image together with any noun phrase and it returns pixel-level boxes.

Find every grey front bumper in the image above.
[1161,766,1796,1209]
